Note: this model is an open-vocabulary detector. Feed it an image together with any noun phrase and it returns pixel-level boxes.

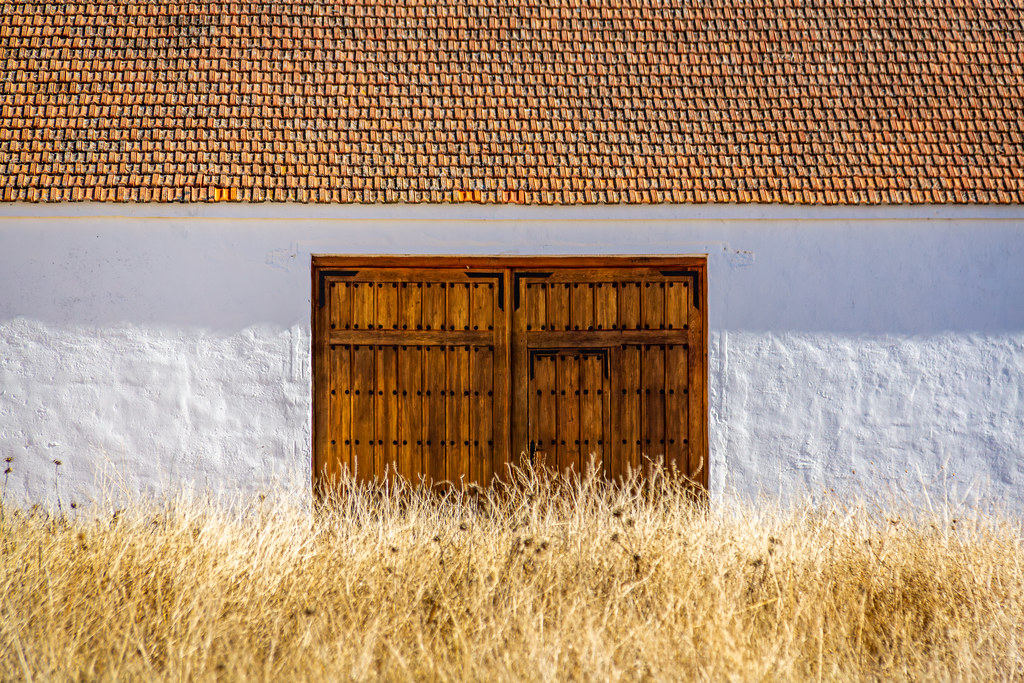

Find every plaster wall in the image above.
[1,204,1022,509]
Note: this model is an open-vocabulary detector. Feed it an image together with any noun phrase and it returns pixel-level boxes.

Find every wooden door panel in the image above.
[514,268,703,482]
[315,268,506,488]
[314,257,706,493]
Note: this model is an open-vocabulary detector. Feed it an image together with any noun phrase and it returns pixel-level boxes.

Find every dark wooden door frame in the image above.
[312,255,708,490]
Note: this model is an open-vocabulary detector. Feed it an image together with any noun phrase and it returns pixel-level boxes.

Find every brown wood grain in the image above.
[471,345,494,484]
[665,342,688,475]
[351,344,375,480]
[594,282,617,331]
[570,283,594,331]
[328,330,493,346]
[397,346,422,482]
[312,257,708,493]
[351,281,374,331]
[529,352,557,470]
[618,282,641,330]
[378,345,397,480]
[330,345,352,481]
[556,352,580,474]
[447,345,470,484]
[580,352,606,475]
[423,345,447,485]
[642,344,666,472]
[547,282,570,332]
[642,282,666,331]
[618,345,641,477]
[525,282,546,331]
[525,330,687,346]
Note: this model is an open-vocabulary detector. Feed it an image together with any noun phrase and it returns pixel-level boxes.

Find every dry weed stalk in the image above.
[1,464,1022,680]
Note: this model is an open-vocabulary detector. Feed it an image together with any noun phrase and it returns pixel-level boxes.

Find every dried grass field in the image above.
[1,467,1022,681]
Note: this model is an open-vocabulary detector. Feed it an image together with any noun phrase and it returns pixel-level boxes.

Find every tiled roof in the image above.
[2,0,1024,204]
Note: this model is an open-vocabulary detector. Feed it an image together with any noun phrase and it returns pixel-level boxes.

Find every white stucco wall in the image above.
[1,203,1022,509]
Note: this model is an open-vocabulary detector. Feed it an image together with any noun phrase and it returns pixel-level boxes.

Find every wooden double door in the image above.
[312,257,707,490]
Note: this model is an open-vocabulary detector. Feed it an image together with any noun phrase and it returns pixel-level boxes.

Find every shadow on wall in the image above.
[0,215,1023,334]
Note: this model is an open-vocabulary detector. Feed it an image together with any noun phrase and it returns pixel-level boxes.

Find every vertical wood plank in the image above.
[493,269,512,481]
[618,345,641,477]
[642,344,666,471]
[570,282,595,331]
[642,281,666,331]
[547,282,570,331]
[330,281,353,330]
[397,283,423,483]
[665,280,688,332]
[618,281,641,330]
[351,281,374,331]
[665,342,689,476]
[579,352,605,476]
[471,345,494,485]
[397,345,423,484]
[397,281,422,331]
[601,356,610,479]
[423,345,447,485]
[351,344,376,481]
[422,282,447,483]
[377,344,398,481]
[447,344,471,485]
[422,282,445,332]
[447,281,470,332]
[509,270,529,476]
[556,352,580,474]
[470,279,497,484]
[526,282,546,331]
[470,280,494,334]
[529,353,557,470]
[376,282,398,330]
[594,281,617,330]
[329,344,352,482]
[447,282,471,485]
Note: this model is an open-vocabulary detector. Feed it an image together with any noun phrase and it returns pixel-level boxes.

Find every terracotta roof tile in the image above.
[2,0,1024,204]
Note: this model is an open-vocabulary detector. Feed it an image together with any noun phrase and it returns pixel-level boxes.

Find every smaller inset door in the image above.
[527,349,611,474]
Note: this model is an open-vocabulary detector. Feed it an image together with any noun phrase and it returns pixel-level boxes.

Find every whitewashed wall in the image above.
[1,203,1022,509]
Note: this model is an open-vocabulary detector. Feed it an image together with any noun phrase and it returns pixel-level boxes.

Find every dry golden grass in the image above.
[1,466,1022,681]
